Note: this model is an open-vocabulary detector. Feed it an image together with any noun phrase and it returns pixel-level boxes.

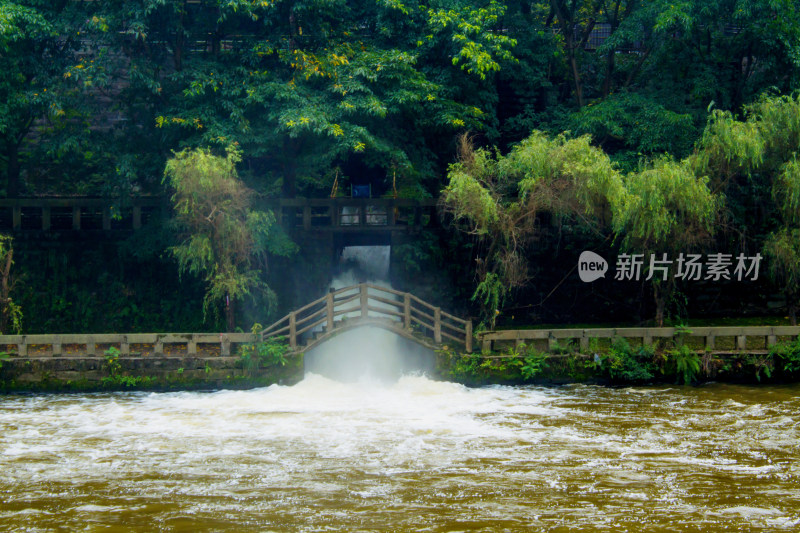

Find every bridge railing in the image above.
[260,284,473,352]
[262,198,438,231]
[0,197,167,232]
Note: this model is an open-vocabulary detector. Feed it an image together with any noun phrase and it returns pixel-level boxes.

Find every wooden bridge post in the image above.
[465,320,473,353]
[360,284,368,318]
[434,307,442,344]
[403,293,411,329]
[289,312,297,349]
[326,292,334,331]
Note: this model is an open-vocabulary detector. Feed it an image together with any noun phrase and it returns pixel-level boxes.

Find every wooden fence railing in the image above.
[262,198,438,232]
[0,197,168,232]
[260,283,472,352]
[478,326,800,353]
[0,197,438,233]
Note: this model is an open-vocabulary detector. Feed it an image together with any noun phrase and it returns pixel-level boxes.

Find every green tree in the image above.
[441,131,622,325]
[696,95,800,323]
[0,235,21,334]
[164,147,296,331]
[0,1,60,196]
[612,157,718,325]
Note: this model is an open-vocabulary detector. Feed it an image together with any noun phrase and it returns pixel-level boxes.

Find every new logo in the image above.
[578,251,608,282]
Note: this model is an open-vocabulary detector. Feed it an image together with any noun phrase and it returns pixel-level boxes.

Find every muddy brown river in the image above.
[1,374,798,532]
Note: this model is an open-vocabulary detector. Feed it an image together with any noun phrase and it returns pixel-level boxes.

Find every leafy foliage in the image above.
[441,131,622,324]
[164,147,296,330]
[665,344,702,385]
[601,337,656,383]
[238,333,290,376]
[769,338,800,377]
[0,235,21,334]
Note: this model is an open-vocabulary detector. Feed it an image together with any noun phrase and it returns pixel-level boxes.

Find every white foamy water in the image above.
[0,375,799,532]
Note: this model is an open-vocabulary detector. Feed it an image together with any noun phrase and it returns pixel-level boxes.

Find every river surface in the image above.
[1,375,798,532]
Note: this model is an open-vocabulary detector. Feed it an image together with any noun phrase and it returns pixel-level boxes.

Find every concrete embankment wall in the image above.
[0,333,303,392]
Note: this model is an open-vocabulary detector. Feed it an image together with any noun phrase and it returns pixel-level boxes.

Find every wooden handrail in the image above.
[296,317,328,337]
[333,306,362,317]
[292,293,329,316]
[366,306,405,319]
[333,293,360,306]
[440,311,467,325]
[259,284,473,352]
[364,283,406,297]
[410,306,435,323]
[409,294,436,311]
[410,315,434,331]
[294,306,327,328]
[367,294,402,308]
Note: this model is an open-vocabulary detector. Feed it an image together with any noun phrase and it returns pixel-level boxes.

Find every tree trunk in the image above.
[225,295,235,332]
[654,282,665,327]
[0,247,13,334]
[568,54,585,107]
[602,50,615,97]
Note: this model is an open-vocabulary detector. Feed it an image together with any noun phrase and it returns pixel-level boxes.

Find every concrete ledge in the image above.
[0,333,259,357]
[477,326,800,352]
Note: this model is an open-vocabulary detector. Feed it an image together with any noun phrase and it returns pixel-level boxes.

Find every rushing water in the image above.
[1,373,798,532]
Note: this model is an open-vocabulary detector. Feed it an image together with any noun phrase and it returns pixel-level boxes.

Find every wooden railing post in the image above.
[302,205,311,230]
[289,312,297,349]
[768,334,777,347]
[326,292,334,331]
[403,293,411,329]
[737,335,747,351]
[643,331,653,347]
[706,335,715,351]
[434,307,442,344]
[360,283,368,318]
[221,334,231,356]
[17,336,26,356]
[72,206,81,230]
[12,207,21,230]
[465,320,472,353]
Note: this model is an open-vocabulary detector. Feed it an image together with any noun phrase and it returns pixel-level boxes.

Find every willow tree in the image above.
[695,95,800,323]
[441,131,623,327]
[164,147,295,331]
[612,157,718,326]
[0,235,21,334]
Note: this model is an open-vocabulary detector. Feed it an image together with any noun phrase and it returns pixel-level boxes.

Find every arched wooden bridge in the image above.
[260,284,473,353]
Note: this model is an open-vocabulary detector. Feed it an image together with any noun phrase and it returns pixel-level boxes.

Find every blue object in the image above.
[352,184,370,198]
